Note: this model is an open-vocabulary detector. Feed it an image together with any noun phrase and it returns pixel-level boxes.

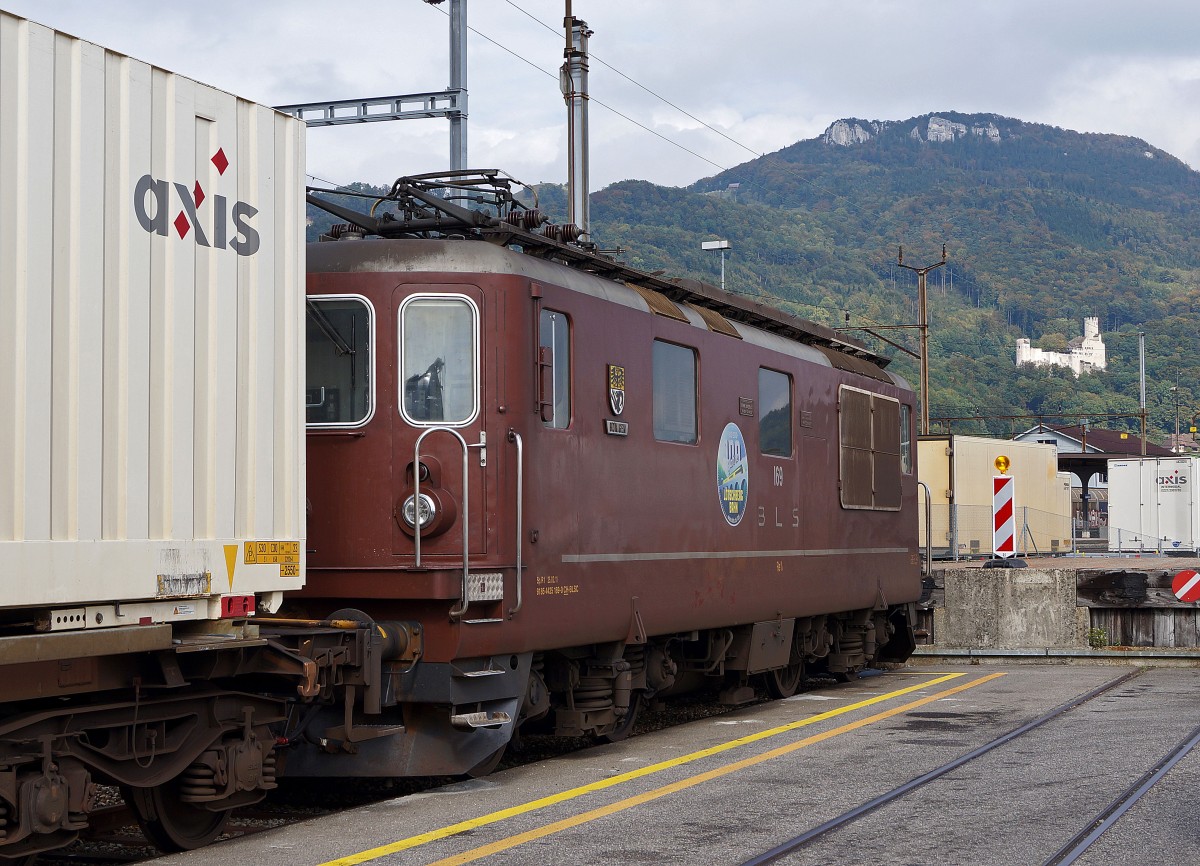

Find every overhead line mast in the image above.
[897,244,947,436]
[561,0,591,241]
[275,0,470,171]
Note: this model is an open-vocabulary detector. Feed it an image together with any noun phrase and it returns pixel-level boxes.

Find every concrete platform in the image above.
[153,666,1200,866]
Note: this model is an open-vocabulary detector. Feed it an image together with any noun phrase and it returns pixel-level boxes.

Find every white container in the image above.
[918,434,1073,557]
[1107,457,1199,553]
[0,10,306,623]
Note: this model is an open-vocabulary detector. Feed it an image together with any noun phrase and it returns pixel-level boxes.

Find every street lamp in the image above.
[702,239,731,292]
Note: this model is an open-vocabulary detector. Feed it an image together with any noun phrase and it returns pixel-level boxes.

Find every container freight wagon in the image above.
[1107,457,1200,554]
[0,9,312,856]
[917,434,1072,558]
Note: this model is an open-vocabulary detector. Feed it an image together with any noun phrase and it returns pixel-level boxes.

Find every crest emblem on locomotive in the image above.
[607,364,626,415]
[717,423,749,526]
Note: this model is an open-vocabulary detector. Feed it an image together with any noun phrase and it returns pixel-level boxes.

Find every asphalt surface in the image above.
[151,664,1200,866]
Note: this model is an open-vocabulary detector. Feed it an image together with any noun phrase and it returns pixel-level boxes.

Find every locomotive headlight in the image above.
[402,493,437,529]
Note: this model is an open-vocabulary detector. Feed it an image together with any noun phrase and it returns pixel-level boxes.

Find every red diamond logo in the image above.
[211,148,229,175]
[193,181,205,208]
[174,212,190,238]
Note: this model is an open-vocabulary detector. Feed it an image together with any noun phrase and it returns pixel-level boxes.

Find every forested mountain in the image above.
[307,112,1200,443]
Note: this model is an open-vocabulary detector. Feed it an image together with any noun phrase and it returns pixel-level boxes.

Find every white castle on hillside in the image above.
[1016,317,1106,377]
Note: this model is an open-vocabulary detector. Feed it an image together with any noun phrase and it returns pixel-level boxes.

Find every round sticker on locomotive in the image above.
[716,423,749,526]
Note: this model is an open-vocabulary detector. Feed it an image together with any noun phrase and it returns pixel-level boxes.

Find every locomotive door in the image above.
[392,285,490,560]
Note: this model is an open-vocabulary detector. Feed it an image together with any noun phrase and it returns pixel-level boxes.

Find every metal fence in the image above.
[920,504,1074,560]
[920,504,1200,558]
[1103,522,1197,555]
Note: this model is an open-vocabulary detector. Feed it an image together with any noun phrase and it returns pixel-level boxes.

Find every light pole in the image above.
[702,239,731,292]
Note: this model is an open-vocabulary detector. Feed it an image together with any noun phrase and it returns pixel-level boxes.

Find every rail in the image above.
[738,670,1144,865]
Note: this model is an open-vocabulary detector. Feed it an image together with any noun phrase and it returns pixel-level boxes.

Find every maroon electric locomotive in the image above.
[285,172,921,778]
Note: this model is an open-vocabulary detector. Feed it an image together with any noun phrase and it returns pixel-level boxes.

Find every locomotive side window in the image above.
[539,309,571,429]
[306,296,374,427]
[758,368,792,457]
[399,295,479,426]
[900,404,913,474]
[653,340,697,444]
[838,385,902,511]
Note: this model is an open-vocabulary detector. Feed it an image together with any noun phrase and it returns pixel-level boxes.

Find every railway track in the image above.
[737,669,1199,866]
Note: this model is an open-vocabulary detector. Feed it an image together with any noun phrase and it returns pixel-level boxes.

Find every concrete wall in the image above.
[933,569,1089,649]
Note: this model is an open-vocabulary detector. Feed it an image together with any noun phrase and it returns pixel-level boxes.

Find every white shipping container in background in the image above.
[0,10,306,619]
[918,434,1073,558]
[1107,457,1200,553]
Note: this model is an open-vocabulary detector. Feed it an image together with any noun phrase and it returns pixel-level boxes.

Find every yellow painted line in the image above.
[321,671,987,866]
[424,672,1007,866]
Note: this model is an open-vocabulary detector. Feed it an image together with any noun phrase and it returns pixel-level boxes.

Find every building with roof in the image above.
[1015,317,1106,377]
[1013,424,1174,534]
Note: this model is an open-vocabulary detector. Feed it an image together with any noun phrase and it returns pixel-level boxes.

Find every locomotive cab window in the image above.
[539,309,571,428]
[653,340,697,444]
[306,296,374,427]
[399,294,479,426]
[838,385,902,510]
[758,368,792,457]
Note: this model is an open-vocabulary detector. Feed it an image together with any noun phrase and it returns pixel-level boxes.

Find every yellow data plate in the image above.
[244,541,301,566]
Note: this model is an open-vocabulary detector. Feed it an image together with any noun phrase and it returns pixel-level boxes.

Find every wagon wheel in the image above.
[122,780,230,852]
[599,692,643,744]
[765,661,804,699]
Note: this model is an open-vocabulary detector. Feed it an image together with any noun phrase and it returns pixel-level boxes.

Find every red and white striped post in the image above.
[992,455,1015,559]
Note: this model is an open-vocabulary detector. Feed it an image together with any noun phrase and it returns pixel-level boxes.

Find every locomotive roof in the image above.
[307,171,890,370]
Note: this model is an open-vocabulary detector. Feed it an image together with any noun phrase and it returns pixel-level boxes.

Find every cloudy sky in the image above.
[6,1,1200,191]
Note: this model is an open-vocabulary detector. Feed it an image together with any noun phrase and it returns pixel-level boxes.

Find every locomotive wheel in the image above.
[765,662,804,699]
[598,692,643,744]
[464,744,507,778]
[122,780,230,852]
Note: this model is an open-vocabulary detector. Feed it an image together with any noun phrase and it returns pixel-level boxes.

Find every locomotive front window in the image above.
[900,404,913,474]
[399,295,479,426]
[653,340,697,444]
[758,368,792,457]
[306,296,374,427]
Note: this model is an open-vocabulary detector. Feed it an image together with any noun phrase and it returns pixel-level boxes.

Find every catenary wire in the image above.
[415,4,1003,369]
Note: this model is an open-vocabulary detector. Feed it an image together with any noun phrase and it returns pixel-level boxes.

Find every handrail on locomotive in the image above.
[411,426,525,621]
[412,426,479,618]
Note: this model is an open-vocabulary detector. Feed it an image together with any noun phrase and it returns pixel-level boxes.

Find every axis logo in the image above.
[1158,470,1188,489]
[133,147,260,256]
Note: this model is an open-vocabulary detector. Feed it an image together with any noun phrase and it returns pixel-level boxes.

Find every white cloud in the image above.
[5,0,1200,188]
